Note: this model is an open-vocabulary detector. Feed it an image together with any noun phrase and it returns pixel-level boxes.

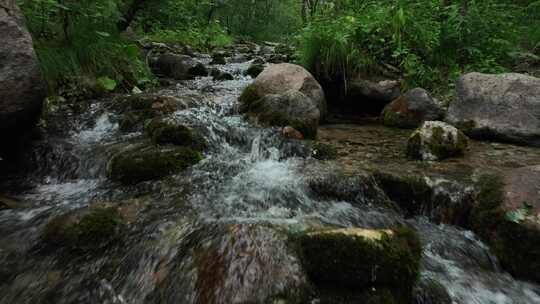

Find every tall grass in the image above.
[296,0,539,92]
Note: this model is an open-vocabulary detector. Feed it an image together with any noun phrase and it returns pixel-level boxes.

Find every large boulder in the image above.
[0,1,46,145]
[447,73,540,147]
[382,88,443,128]
[240,89,320,139]
[471,172,540,283]
[247,63,327,118]
[407,121,468,161]
[151,53,208,80]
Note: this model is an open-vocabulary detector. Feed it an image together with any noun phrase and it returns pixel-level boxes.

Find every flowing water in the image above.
[1,52,540,304]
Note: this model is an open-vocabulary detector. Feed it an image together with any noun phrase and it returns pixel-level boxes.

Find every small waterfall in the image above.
[0,51,539,304]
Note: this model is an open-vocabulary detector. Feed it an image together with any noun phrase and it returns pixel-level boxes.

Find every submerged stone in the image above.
[107,145,203,184]
[42,207,123,250]
[295,226,422,303]
[407,121,468,161]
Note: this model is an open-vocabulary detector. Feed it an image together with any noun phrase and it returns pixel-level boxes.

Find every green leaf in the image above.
[505,209,527,223]
[95,31,111,38]
[96,77,117,92]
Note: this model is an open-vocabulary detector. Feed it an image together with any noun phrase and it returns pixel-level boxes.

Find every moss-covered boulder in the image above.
[407,121,468,161]
[240,87,320,139]
[295,227,422,303]
[381,88,443,129]
[107,145,202,184]
[42,207,123,250]
[144,119,208,150]
[245,63,265,78]
[471,172,540,284]
[115,93,198,132]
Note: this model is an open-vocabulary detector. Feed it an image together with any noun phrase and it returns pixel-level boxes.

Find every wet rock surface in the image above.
[1,43,540,304]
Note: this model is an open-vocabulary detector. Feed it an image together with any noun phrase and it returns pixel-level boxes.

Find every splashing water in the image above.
[0,54,539,304]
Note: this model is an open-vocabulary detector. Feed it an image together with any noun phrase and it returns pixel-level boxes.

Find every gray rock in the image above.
[0,1,46,139]
[241,90,320,139]
[151,53,208,80]
[210,51,227,65]
[348,79,401,104]
[407,121,468,161]
[382,88,443,128]
[249,63,327,119]
[447,73,540,146]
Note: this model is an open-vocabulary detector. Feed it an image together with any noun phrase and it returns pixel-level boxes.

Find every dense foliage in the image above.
[296,0,540,91]
[19,0,540,96]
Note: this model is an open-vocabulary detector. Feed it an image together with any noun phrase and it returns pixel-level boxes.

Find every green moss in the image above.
[238,84,262,112]
[406,131,422,159]
[407,126,468,160]
[42,208,123,250]
[295,226,421,303]
[373,172,432,217]
[144,119,208,150]
[108,146,203,184]
[311,142,338,160]
[470,174,540,283]
[246,64,264,78]
[77,208,123,245]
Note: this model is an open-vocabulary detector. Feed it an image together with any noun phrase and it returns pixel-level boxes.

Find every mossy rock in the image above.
[238,84,262,112]
[311,142,338,160]
[42,208,123,250]
[245,63,265,78]
[470,174,540,283]
[107,145,203,184]
[144,119,208,150]
[381,96,420,129]
[294,226,422,303]
[407,121,468,161]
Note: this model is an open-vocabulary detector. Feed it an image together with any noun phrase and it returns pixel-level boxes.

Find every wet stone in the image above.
[294,226,422,303]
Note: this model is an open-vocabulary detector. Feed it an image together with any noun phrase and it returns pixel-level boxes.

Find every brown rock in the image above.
[282,126,304,140]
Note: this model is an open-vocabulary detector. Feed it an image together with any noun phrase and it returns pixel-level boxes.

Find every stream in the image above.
[1,50,540,304]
